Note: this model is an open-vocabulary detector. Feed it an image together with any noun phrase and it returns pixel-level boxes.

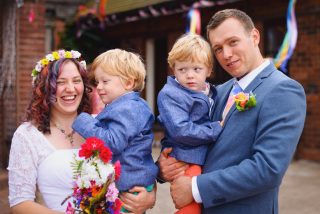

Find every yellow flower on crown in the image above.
[65,51,72,58]
[40,58,49,66]
[52,51,60,60]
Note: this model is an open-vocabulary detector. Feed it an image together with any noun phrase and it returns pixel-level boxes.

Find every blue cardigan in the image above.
[73,92,158,191]
[157,76,222,165]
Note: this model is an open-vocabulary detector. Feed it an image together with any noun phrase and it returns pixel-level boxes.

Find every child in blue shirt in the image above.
[157,33,223,214]
[72,49,158,211]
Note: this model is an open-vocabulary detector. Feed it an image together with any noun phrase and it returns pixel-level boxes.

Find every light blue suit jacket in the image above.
[197,63,306,214]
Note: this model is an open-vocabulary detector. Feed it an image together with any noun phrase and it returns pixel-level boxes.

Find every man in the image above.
[158,9,306,214]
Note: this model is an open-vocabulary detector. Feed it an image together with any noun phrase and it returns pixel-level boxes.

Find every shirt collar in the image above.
[235,59,270,90]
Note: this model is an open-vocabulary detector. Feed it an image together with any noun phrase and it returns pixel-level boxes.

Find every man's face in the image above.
[208,18,261,78]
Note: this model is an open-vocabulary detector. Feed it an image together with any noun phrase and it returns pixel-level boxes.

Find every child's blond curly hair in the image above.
[168,33,213,71]
[91,49,146,92]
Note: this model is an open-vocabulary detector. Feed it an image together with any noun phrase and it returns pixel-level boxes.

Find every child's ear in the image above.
[124,78,135,90]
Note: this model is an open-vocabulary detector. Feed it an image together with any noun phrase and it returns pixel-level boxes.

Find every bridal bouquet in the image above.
[65,137,122,214]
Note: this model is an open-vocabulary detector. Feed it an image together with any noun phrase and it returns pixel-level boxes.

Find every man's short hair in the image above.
[206,9,255,38]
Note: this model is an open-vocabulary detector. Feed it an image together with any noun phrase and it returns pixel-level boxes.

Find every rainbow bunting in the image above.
[76,0,108,20]
[99,0,108,17]
[186,8,201,35]
[273,0,298,72]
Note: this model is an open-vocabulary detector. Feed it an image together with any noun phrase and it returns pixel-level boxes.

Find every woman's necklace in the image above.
[53,122,75,146]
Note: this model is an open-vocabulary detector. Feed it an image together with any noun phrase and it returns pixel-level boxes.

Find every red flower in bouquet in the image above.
[99,147,112,163]
[112,198,122,213]
[78,142,93,159]
[79,137,112,163]
[114,161,121,181]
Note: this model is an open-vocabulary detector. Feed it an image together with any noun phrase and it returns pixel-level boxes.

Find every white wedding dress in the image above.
[8,122,77,212]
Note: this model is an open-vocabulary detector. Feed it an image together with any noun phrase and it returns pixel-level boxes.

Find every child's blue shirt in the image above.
[73,92,158,191]
[157,76,222,165]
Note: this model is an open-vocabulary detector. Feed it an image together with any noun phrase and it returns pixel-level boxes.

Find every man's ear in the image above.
[251,28,260,46]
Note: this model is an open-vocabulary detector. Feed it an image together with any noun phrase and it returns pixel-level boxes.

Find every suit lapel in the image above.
[214,80,234,121]
[244,63,276,93]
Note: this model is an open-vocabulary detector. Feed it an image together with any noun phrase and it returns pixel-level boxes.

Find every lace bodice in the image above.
[7,122,76,211]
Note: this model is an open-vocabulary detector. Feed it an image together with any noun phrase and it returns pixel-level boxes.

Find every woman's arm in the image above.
[11,201,63,214]
[8,127,62,214]
[119,185,156,214]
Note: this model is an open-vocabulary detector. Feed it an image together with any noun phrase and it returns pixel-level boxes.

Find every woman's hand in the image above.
[119,185,156,214]
[158,148,188,182]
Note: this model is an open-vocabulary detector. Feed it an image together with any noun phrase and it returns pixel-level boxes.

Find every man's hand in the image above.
[158,148,188,182]
[120,185,156,214]
[170,175,193,209]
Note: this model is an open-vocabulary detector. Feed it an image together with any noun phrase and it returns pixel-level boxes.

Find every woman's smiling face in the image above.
[51,61,84,116]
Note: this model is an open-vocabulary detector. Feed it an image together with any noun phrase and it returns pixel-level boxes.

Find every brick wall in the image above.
[292,0,320,160]
[16,1,46,123]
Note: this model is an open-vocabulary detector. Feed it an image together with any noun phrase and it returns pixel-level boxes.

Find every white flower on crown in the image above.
[71,50,81,59]
[35,62,42,72]
[58,50,66,58]
[46,54,55,62]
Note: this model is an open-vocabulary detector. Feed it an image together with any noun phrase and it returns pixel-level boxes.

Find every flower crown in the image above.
[31,49,86,84]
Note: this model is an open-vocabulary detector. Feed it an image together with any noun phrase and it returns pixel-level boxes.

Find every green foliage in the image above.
[71,153,84,180]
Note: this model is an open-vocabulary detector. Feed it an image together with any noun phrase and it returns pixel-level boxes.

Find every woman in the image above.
[7,50,155,213]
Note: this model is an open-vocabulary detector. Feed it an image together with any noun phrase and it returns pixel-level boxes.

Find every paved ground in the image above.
[1,148,320,214]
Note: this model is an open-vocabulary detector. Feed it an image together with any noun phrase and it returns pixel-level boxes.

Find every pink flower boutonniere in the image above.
[233,92,257,111]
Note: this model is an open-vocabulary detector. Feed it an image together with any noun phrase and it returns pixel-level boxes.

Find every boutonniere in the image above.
[233,92,256,111]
